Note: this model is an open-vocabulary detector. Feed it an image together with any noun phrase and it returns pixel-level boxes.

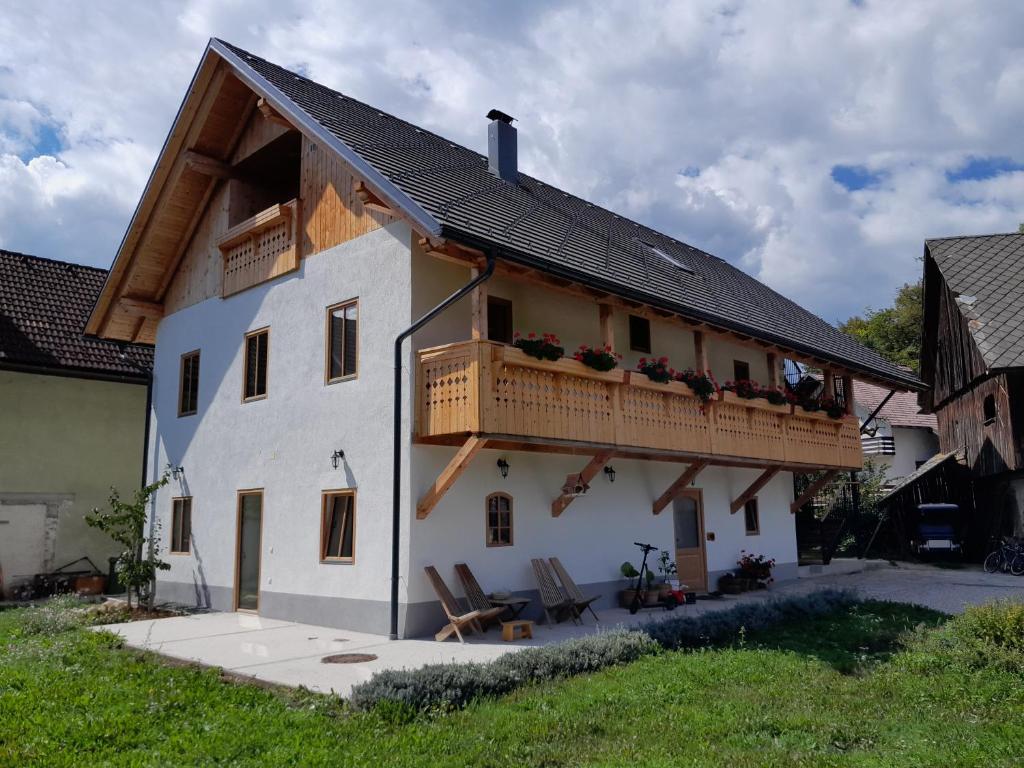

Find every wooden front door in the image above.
[673,490,708,593]
[235,490,263,611]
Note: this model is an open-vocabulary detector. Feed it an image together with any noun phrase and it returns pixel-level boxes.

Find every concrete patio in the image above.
[98,561,1024,698]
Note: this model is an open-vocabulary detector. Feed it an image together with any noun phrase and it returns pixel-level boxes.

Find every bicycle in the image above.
[983,536,1024,576]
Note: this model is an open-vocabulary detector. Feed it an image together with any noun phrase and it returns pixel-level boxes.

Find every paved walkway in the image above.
[98,561,1024,698]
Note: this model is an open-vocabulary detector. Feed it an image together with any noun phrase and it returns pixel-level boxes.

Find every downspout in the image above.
[390,249,495,640]
[140,373,154,490]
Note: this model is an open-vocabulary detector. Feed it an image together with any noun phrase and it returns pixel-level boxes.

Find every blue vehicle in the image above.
[913,503,962,555]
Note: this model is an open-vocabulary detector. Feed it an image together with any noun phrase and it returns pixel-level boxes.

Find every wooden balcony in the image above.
[416,340,863,471]
[217,198,301,297]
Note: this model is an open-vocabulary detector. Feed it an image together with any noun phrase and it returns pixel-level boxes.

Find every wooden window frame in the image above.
[320,490,356,563]
[170,496,192,554]
[324,298,359,385]
[487,296,514,345]
[628,314,652,353]
[982,394,997,426]
[241,327,270,402]
[744,497,760,536]
[178,350,200,417]
[234,489,264,612]
[485,492,514,548]
[733,359,751,382]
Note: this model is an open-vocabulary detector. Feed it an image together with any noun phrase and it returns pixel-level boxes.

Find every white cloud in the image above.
[0,0,1022,322]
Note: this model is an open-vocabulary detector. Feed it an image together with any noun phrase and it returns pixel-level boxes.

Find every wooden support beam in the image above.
[822,367,835,399]
[729,467,781,514]
[789,470,839,513]
[599,304,615,351]
[182,150,233,179]
[842,375,855,414]
[416,436,487,519]
[354,181,392,214]
[471,266,487,340]
[694,330,709,372]
[257,97,293,128]
[652,459,710,515]
[767,352,780,387]
[118,297,164,320]
[551,451,615,517]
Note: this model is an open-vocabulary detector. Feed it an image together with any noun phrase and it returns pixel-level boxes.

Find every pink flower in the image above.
[528,332,536,339]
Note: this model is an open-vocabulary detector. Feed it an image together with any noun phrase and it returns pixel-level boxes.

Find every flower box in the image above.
[624,371,698,398]
[501,346,625,384]
[719,389,790,414]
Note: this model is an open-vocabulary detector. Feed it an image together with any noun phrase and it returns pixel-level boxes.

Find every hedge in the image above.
[349,588,858,713]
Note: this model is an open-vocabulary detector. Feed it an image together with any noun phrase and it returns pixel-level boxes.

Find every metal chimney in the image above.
[487,109,517,182]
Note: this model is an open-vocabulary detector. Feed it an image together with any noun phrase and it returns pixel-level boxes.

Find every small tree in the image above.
[87,472,170,609]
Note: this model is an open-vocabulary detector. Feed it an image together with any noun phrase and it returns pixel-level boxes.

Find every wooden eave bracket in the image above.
[729,467,781,514]
[117,297,164,320]
[182,150,233,179]
[652,459,710,515]
[551,451,615,517]
[789,469,839,514]
[256,97,293,128]
[416,436,487,519]
[354,180,393,214]
[417,235,486,267]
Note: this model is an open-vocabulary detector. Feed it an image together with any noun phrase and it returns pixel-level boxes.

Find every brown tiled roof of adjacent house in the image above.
[0,250,152,381]
[854,378,936,430]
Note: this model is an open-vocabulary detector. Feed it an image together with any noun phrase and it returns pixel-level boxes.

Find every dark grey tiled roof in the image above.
[926,234,1024,370]
[217,40,921,390]
[0,250,152,380]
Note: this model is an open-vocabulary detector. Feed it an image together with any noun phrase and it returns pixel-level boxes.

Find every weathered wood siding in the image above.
[936,373,1021,475]
[164,183,229,314]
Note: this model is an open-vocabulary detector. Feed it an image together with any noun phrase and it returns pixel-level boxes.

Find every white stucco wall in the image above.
[0,370,146,583]
[872,426,940,483]
[150,222,415,618]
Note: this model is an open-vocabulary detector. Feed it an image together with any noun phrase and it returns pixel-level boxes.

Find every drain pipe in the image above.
[390,249,495,639]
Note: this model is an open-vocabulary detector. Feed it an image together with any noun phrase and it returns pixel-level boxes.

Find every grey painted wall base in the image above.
[155,561,801,639]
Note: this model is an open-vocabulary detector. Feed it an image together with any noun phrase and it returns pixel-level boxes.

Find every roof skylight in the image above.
[640,240,694,274]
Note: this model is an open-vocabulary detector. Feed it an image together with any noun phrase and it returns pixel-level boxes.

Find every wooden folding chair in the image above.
[424,566,502,642]
[531,558,579,625]
[549,557,601,622]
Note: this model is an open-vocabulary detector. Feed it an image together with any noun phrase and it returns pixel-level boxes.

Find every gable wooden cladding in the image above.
[936,372,1022,476]
[218,199,301,297]
[232,107,292,164]
[300,137,396,257]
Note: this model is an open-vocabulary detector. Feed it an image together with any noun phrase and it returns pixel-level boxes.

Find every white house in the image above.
[86,39,922,638]
[855,379,939,489]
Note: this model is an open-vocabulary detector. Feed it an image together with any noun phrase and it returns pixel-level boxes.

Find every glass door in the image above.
[236,491,263,611]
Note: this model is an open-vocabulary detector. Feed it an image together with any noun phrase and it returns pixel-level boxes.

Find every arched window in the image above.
[983,394,997,425]
[486,493,513,547]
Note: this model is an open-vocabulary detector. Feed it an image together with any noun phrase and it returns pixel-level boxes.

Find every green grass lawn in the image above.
[1,599,1021,767]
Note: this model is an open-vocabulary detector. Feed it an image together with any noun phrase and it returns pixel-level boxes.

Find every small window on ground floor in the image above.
[486,492,513,547]
[321,490,355,562]
[744,498,760,535]
[171,497,192,553]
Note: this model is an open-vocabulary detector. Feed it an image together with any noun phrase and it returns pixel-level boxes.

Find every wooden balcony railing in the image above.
[217,199,301,297]
[416,340,863,470]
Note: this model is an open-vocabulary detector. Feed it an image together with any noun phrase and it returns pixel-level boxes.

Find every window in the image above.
[487,296,513,344]
[178,351,200,416]
[171,497,192,553]
[326,300,358,382]
[321,491,355,562]
[486,493,513,547]
[629,315,651,353]
[243,328,269,401]
[983,394,997,426]
[733,360,750,382]
[743,498,760,535]
[639,240,694,274]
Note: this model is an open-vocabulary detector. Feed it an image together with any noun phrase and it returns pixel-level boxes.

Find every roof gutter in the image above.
[389,249,495,640]
[442,226,925,393]
[209,39,442,240]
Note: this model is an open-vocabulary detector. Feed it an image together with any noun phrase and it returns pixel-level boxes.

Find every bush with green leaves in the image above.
[349,629,656,713]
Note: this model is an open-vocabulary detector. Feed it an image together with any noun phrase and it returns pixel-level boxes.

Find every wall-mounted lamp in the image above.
[331,449,346,469]
[166,463,184,481]
[496,458,510,479]
[603,465,617,483]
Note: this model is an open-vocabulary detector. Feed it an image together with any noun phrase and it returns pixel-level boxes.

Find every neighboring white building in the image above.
[86,39,921,638]
[854,379,939,489]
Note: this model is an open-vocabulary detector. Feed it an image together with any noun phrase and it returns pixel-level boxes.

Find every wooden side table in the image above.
[501,619,534,642]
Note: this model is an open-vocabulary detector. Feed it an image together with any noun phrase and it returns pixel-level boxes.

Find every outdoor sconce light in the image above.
[497,458,510,479]
[331,449,345,469]
[166,463,184,481]
[603,465,617,483]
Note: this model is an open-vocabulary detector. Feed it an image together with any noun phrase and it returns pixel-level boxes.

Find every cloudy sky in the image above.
[1,1,1022,322]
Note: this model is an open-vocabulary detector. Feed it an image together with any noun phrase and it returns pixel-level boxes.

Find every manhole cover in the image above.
[322,653,378,664]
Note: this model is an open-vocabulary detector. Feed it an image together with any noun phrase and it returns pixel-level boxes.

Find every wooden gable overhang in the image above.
[86,40,440,344]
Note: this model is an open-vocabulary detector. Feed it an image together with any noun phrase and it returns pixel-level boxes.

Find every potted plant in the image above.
[737,550,776,587]
[762,386,791,406]
[636,356,674,384]
[574,344,621,371]
[675,368,718,403]
[721,378,762,400]
[512,331,564,361]
[619,561,640,607]
[657,550,678,598]
[717,572,742,595]
[819,396,846,419]
[644,569,661,605]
